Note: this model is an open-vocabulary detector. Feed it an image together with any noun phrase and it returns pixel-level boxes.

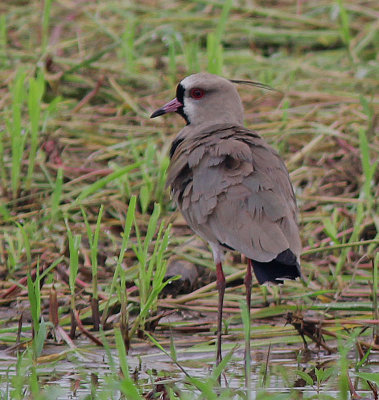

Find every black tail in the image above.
[250,249,301,285]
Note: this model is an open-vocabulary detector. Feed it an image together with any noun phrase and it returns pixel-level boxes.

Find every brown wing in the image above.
[168,126,301,263]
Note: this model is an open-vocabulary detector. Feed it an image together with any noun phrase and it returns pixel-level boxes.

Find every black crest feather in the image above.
[229,79,282,94]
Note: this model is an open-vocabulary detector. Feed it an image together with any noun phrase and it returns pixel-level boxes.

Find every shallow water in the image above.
[1,334,378,399]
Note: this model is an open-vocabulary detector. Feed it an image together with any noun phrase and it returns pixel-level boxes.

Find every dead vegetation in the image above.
[0,0,378,397]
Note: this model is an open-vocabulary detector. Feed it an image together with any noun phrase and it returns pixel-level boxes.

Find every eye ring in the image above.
[190,88,205,99]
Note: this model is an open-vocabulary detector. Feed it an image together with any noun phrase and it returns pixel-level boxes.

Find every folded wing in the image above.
[168,125,301,279]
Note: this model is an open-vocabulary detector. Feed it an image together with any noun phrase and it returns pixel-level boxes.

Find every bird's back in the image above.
[167,123,301,283]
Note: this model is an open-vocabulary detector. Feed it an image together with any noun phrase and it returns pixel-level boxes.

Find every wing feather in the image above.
[168,125,301,262]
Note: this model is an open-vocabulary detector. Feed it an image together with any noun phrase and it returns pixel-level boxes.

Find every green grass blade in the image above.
[92,205,104,300]
[75,162,140,203]
[0,14,6,58]
[9,69,27,199]
[34,317,47,358]
[102,196,136,324]
[51,168,63,221]
[336,0,351,48]
[121,15,136,72]
[215,0,233,42]
[26,71,45,191]
[240,299,251,398]
[355,372,379,386]
[65,220,81,299]
[114,328,143,400]
[358,127,378,210]
[373,252,379,341]
[27,271,41,334]
[42,0,53,53]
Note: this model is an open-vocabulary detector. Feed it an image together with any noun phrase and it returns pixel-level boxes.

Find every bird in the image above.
[150,72,301,381]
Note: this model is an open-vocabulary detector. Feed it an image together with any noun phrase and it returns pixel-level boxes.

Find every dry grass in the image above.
[0,0,378,398]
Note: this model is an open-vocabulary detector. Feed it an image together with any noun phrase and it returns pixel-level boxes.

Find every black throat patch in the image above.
[176,83,190,125]
[169,137,184,159]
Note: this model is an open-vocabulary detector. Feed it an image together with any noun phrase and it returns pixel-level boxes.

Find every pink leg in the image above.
[245,259,253,386]
[216,261,226,366]
[245,260,253,317]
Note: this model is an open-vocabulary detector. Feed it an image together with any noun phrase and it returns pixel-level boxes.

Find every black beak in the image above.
[150,108,166,118]
[150,97,183,118]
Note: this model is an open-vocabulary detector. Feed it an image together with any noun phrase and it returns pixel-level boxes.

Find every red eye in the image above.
[190,88,205,99]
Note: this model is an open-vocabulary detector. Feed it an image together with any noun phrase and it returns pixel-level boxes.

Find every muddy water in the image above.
[1,336,378,399]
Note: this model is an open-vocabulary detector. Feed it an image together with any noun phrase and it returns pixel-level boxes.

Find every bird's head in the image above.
[151,73,245,127]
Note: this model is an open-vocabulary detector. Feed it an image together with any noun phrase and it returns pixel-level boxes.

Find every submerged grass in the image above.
[0,0,378,398]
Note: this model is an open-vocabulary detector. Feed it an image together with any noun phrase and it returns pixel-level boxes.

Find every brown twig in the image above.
[73,309,103,346]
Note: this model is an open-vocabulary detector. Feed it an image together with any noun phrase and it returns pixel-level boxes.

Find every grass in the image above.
[0,0,378,398]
